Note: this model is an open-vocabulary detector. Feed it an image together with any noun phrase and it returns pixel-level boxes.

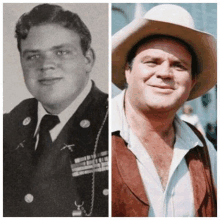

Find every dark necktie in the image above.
[35,114,60,161]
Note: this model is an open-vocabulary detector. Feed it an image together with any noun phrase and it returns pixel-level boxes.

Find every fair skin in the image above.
[20,23,94,114]
[125,37,196,189]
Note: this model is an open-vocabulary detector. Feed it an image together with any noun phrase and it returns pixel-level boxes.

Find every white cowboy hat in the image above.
[112,4,217,100]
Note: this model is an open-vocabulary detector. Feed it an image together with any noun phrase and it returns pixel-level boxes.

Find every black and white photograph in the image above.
[3,3,108,217]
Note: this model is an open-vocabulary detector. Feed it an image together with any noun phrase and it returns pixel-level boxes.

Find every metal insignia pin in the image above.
[16,140,25,150]
[80,119,90,128]
[23,117,31,126]
[60,143,75,152]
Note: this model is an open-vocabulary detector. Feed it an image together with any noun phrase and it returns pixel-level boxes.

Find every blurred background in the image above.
[112,3,217,149]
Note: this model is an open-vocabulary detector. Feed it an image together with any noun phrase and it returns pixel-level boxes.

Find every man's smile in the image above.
[147,83,175,94]
[150,84,174,90]
[38,77,63,85]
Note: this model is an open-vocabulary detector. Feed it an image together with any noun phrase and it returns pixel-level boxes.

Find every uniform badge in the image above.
[16,140,25,150]
[60,143,75,152]
[80,119,90,128]
[23,117,31,126]
[71,151,108,177]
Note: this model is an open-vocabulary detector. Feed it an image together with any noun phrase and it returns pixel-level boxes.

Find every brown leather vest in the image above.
[112,124,217,217]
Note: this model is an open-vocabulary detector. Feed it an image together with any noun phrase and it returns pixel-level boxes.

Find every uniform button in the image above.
[24,193,34,203]
[80,119,90,128]
[23,117,31,126]
[103,189,108,196]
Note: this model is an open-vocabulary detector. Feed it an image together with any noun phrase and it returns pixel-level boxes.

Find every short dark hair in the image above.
[127,35,198,79]
[15,4,91,55]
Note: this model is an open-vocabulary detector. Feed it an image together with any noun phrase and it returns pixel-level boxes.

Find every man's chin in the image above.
[144,92,187,110]
[37,97,62,113]
[146,99,181,113]
[38,95,77,114]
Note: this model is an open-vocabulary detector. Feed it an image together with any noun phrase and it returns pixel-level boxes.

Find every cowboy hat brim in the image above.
[112,18,217,100]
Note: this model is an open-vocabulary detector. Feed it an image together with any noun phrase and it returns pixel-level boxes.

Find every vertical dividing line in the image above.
[109,2,112,217]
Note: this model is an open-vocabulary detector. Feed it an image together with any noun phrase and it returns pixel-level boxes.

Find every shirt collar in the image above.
[112,90,130,142]
[111,90,204,150]
[35,80,92,136]
[174,115,204,149]
[112,90,125,133]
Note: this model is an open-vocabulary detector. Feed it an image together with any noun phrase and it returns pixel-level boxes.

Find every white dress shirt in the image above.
[34,80,92,147]
[112,90,217,217]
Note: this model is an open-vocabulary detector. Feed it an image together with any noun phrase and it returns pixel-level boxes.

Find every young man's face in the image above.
[125,37,196,114]
[20,23,94,114]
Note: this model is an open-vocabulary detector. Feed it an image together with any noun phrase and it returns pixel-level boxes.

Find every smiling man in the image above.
[112,4,217,217]
[4,4,108,217]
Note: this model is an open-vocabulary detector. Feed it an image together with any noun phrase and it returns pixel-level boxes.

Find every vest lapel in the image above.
[185,147,207,216]
[113,135,149,206]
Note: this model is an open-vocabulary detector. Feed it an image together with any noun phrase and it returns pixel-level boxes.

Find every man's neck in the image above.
[124,93,176,144]
[42,79,91,115]
[124,92,176,189]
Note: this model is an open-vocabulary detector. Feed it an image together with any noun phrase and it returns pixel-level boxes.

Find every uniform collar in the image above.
[111,90,204,149]
[35,80,92,136]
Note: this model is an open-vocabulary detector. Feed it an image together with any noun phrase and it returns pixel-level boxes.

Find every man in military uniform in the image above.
[4,4,108,217]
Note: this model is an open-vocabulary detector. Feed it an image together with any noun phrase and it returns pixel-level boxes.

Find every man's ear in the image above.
[84,48,95,73]
[125,62,131,84]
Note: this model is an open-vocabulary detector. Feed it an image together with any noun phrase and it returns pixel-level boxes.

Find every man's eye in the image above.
[173,63,187,71]
[57,50,69,55]
[143,61,157,67]
[26,54,40,60]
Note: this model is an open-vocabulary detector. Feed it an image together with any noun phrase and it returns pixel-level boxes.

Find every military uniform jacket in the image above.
[4,83,108,217]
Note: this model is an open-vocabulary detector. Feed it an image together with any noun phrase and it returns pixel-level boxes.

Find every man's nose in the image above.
[40,53,57,72]
[156,62,173,79]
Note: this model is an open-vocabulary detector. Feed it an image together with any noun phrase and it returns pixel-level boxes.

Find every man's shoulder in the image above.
[86,83,108,113]
[4,98,37,114]
[3,98,38,151]
[72,83,108,131]
[4,98,37,125]
[91,84,108,104]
